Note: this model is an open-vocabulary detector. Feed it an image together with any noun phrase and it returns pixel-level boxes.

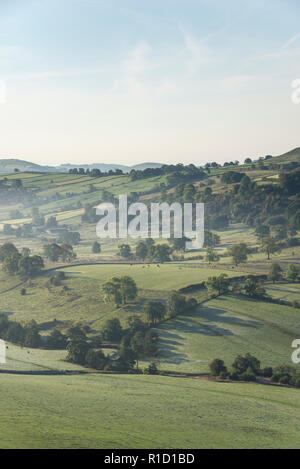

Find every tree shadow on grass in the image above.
[199,306,262,329]
[157,305,262,365]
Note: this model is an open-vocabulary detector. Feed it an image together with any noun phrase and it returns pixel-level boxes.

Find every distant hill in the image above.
[0,158,164,174]
[272,147,300,164]
[0,159,56,173]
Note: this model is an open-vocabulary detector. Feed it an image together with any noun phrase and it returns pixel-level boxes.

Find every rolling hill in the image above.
[0,159,56,173]
[272,147,300,164]
[0,159,164,174]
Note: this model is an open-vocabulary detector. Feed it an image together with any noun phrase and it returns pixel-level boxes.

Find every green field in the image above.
[155,295,300,373]
[1,373,300,449]
[57,263,245,291]
[265,283,300,302]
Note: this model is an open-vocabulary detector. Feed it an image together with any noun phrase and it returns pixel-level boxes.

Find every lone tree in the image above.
[92,241,101,254]
[0,243,19,262]
[255,225,270,241]
[286,264,300,283]
[210,359,227,377]
[167,292,186,318]
[102,276,138,306]
[261,237,280,260]
[205,246,220,264]
[227,243,249,266]
[130,331,145,370]
[206,274,229,296]
[268,263,283,284]
[145,301,166,325]
[102,318,123,343]
[118,244,132,259]
[244,275,266,298]
[135,241,148,261]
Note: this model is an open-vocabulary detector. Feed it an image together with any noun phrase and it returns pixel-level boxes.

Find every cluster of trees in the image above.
[206,274,230,296]
[66,328,109,370]
[210,354,273,383]
[0,243,44,278]
[206,273,268,300]
[225,238,283,265]
[0,178,37,205]
[199,167,300,232]
[118,240,173,263]
[210,354,300,388]
[102,276,138,306]
[130,164,207,185]
[69,167,124,177]
[58,230,81,245]
[268,263,300,284]
[98,293,194,372]
[255,221,298,246]
[0,315,43,348]
[43,243,76,263]
[118,317,159,370]
[3,223,34,239]
[66,318,159,372]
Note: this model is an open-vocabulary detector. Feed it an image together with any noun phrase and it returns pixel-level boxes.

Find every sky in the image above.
[0,0,300,166]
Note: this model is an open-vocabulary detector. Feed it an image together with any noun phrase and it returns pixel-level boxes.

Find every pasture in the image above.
[57,263,245,291]
[0,373,300,448]
[155,295,300,373]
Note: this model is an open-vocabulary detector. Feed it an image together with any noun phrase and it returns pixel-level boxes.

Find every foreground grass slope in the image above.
[1,373,300,449]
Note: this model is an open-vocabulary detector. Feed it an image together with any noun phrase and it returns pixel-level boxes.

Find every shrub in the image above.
[295,378,300,388]
[209,359,227,377]
[261,367,273,378]
[240,371,256,382]
[271,373,280,383]
[229,372,240,381]
[279,375,291,385]
[143,362,159,375]
[219,371,229,380]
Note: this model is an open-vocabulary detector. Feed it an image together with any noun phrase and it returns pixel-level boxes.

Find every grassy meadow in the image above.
[1,373,300,449]
[155,295,300,373]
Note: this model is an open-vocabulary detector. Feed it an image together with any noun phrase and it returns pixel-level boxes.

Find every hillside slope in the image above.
[272,147,300,164]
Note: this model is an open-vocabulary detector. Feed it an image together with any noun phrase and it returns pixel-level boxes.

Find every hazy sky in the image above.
[0,0,300,166]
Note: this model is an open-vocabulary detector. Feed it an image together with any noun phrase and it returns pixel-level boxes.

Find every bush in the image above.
[261,367,273,378]
[56,271,66,280]
[240,371,256,382]
[143,362,159,375]
[271,373,280,383]
[229,372,240,381]
[295,378,300,388]
[219,371,229,380]
[279,375,291,385]
[209,359,227,377]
